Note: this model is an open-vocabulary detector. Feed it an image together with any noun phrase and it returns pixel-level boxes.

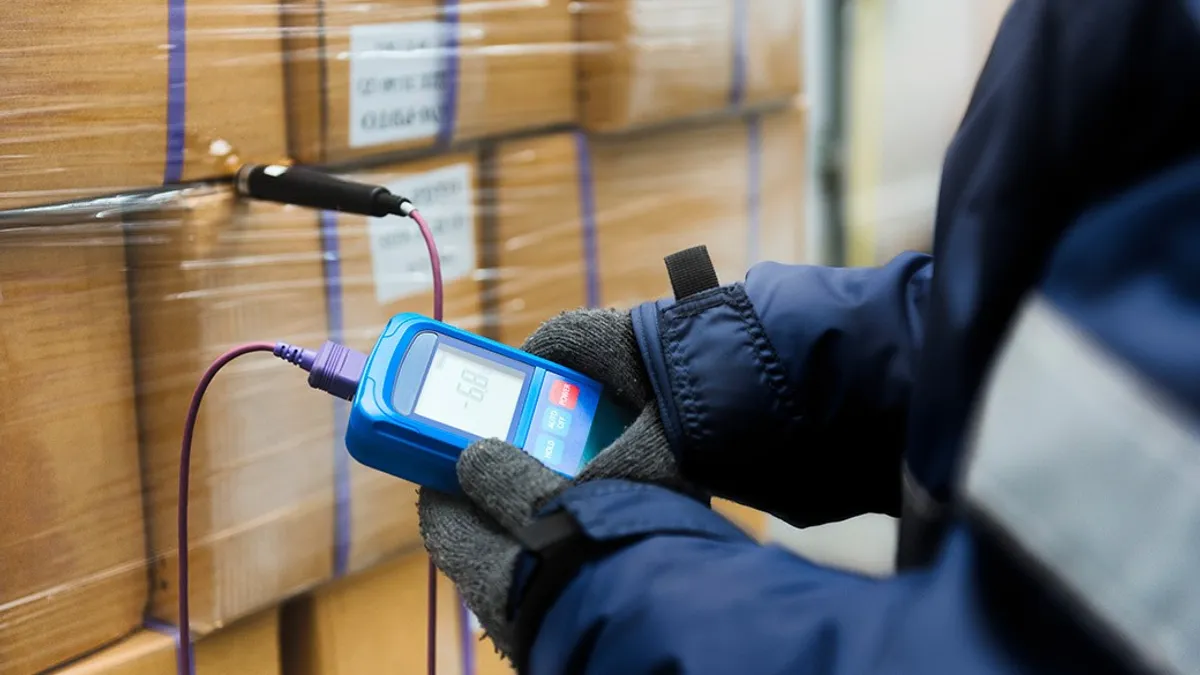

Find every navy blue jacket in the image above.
[514,1,1200,672]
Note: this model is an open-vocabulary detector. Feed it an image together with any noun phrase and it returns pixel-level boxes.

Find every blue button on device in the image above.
[533,434,565,464]
[344,313,634,495]
[543,408,572,436]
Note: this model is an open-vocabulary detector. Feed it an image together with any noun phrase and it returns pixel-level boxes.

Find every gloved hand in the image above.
[418,308,696,662]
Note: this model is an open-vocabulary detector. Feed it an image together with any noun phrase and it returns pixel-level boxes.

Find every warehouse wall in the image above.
[845,0,1011,267]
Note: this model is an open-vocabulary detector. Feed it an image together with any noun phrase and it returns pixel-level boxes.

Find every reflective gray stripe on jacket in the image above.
[960,294,1200,675]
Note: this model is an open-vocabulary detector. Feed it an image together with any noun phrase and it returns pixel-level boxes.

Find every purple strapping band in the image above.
[730,0,749,108]
[317,210,353,578]
[151,2,191,666]
[437,0,462,148]
[443,5,471,667]
[459,602,476,675]
[574,131,601,308]
[163,0,187,184]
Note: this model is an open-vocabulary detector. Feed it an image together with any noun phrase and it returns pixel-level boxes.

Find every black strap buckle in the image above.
[511,511,588,672]
[510,511,641,673]
[664,245,720,301]
[513,510,582,554]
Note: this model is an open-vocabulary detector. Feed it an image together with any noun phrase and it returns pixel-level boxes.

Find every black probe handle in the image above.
[236,164,393,217]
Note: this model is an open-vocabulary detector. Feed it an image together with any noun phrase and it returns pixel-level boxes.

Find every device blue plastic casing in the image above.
[345,313,631,495]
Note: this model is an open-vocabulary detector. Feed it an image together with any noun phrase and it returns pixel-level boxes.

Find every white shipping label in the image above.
[368,163,476,305]
[348,21,451,147]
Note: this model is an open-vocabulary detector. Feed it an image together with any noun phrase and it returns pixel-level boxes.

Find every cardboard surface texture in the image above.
[125,187,335,634]
[331,152,485,573]
[588,120,753,306]
[0,214,147,675]
[746,1,806,107]
[490,133,590,346]
[283,0,574,164]
[578,0,802,132]
[281,551,467,675]
[0,0,288,210]
[493,109,806,346]
[50,609,280,675]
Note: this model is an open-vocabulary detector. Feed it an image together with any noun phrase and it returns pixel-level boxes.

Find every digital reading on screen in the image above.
[413,344,526,439]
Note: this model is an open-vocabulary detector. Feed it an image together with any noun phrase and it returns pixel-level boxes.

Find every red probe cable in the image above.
[176,208,454,675]
[411,208,445,675]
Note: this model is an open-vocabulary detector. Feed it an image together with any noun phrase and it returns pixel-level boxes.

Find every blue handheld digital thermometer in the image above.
[342,313,634,495]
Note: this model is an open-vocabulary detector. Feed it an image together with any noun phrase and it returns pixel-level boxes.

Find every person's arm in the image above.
[517,482,1070,675]
[631,252,933,526]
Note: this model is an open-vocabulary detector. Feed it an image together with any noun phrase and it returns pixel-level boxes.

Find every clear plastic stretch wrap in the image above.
[0,2,805,673]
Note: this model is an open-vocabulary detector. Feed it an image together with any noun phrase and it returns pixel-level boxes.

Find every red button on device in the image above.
[549,379,579,410]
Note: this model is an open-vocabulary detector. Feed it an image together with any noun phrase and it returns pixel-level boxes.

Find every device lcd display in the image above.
[413,344,526,439]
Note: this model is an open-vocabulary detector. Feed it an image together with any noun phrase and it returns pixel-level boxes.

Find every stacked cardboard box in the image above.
[0,1,288,210]
[0,3,805,670]
[758,107,810,266]
[49,609,279,675]
[487,133,591,345]
[578,0,802,132]
[282,552,466,674]
[125,188,336,633]
[283,0,575,164]
[0,212,147,675]
[491,108,807,345]
[746,2,807,107]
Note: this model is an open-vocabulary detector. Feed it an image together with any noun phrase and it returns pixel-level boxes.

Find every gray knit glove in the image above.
[417,309,689,662]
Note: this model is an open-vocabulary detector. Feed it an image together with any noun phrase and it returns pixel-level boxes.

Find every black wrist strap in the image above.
[511,511,643,673]
[664,245,720,301]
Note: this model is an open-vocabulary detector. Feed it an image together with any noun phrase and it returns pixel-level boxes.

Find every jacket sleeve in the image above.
[519,482,1034,675]
[631,252,933,525]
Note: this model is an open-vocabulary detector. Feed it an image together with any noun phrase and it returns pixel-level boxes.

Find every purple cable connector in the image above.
[275,341,367,402]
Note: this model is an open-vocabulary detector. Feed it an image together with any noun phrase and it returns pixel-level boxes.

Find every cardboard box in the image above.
[489,133,590,346]
[588,120,754,306]
[125,187,335,633]
[745,2,806,107]
[331,152,485,573]
[50,608,280,675]
[0,0,288,210]
[492,121,754,339]
[578,0,802,133]
[282,551,468,675]
[589,110,807,302]
[283,0,574,164]
[492,110,806,345]
[0,213,147,674]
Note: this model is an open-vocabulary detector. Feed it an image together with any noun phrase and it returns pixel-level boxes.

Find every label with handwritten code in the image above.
[368,163,475,305]
[348,21,450,147]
